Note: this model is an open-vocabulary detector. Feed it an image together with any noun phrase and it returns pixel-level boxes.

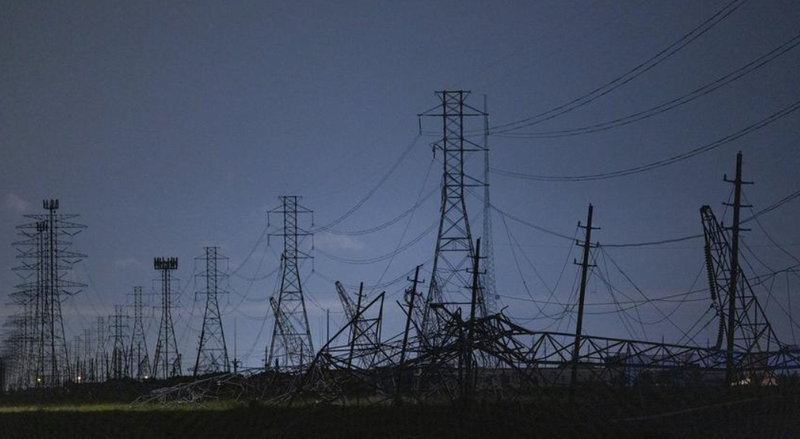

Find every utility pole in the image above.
[570,204,598,401]
[267,196,315,371]
[723,151,751,385]
[233,317,239,374]
[396,265,423,405]
[153,257,180,379]
[129,287,151,380]
[463,238,483,404]
[194,246,230,376]
[418,90,487,340]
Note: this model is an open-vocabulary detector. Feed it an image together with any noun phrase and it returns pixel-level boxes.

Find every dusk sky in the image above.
[2,0,799,369]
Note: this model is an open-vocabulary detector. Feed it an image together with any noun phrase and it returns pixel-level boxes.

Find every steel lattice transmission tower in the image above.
[266,196,315,371]
[13,199,86,387]
[94,316,108,382]
[418,91,487,336]
[7,274,34,388]
[129,286,151,380]
[193,246,230,376]
[153,257,181,379]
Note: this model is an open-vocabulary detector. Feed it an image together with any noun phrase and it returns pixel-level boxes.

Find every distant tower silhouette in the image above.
[95,316,108,382]
[110,305,128,380]
[129,287,151,380]
[193,247,230,376]
[153,257,181,379]
[79,328,92,382]
[267,196,315,371]
[418,91,486,338]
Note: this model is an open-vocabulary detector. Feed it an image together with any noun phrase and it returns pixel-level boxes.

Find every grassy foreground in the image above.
[0,396,798,439]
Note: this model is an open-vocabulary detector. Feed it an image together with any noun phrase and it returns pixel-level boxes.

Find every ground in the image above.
[0,394,798,439]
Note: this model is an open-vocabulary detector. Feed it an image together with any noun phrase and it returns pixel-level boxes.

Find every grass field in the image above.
[0,396,798,439]
[1,385,799,439]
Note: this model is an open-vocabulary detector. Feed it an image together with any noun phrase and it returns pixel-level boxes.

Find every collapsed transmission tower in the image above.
[11,199,86,387]
[153,257,181,379]
[194,246,230,376]
[267,196,315,371]
[129,286,151,380]
[418,91,487,337]
[701,151,781,384]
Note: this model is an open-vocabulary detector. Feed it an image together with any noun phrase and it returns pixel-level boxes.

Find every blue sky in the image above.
[2,0,800,368]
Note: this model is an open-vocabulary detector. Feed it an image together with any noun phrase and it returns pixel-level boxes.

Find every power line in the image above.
[474,0,655,92]
[603,234,704,248]
[366,155,437,296]
[495,31,800,139]
[492,97,800,182]
[229,225,269,276]
[316,221,438,265]
[489,204,575,241]
[743,187,800,223]
[322,187,438,236]
[491,183,800,252]
[313,135,421,233]
[487,0,749,134]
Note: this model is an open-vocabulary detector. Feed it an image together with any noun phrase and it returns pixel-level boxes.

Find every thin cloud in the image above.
[315,233,366,252]
[4,192,29,213]
[114,257,145,271]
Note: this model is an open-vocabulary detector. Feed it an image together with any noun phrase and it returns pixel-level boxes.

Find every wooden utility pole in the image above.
[396,265,423,405]
[724,151,751,385]
[463,238,482,404]
[570,204,598,402]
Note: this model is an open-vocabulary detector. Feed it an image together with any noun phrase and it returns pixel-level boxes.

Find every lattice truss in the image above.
[267,196,315,371]
[418,91,488,340]
[280,210,800,405]
[153,257,181,379]
[194,246,230,376]
[7,199,86,388]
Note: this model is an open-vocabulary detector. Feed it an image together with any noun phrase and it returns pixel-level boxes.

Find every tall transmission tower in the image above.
[129,286,151,380]
[418,91,487,336]
[13,200,86,386]
[267,196,315,371]
[110,305,129,380]
[193,246,230,376]
[153,257,181,379]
